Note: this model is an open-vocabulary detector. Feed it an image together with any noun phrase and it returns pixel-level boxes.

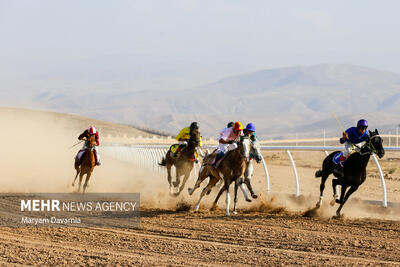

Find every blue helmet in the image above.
[357,119,368,128]
[246,123,256,132]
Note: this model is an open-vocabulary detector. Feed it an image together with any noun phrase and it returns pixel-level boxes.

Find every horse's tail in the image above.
[159,157,166,167]
[315,169,323,178]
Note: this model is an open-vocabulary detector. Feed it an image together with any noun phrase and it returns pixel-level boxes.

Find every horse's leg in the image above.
[72,167,80,187]
[331,178,341,206]
[225,183,231,217]
[83,172,92,193]
[78,172,84,193]
[238,177,251,202]
[233,178,239,215]
[316,173,329,208]
[166,163,173,192]
[193,177,219,212]
[206,175,218,195]
[210,184,225,211]
[335,184,348,217]
[173,167,181,187]
[188,165,209,195]
[177,168,192,195]
[244,163,257,199]
[336,184,359,217]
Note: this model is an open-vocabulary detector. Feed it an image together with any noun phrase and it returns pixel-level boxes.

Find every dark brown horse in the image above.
[315,130,385,217]
[188,137,251,216]
[72,135,96,193]
[159,129,201,196]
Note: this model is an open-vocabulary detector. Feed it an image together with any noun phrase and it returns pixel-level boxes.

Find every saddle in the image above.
[204,150,232,167]
[332,152,344,165]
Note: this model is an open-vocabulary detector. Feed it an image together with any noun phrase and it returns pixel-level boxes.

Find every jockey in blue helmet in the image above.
[243,123,257,141]
[333,119,370,177]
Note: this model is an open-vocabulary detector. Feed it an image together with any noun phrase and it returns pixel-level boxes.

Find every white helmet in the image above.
[88,126,96,134]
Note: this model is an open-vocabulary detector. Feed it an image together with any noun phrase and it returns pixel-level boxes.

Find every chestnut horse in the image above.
[159,129,201,196]
[72,135,96,193]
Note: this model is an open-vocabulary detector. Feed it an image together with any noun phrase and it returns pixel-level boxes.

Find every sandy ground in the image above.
[0,108,400,266]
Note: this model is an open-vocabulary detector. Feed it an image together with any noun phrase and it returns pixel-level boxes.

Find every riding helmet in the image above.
[246,123,256,132]
[190,122,199,130]
[357,119,368,128]
[227,122,234,128]
[233,121,243,131]
[88,126,97,134]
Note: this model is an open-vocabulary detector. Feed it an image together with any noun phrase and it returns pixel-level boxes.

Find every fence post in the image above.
[260,155,270,193]
[286,150,300,197]
[372,154,387,207]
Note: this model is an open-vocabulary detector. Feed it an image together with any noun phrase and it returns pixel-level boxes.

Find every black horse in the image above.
[315,129,385,217]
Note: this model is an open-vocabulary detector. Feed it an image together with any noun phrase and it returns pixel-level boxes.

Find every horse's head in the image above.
[188,129,201,148]
[87,135,96,150]
[361,129,385,158]
[238,137,251,162]
[250,139,262,163]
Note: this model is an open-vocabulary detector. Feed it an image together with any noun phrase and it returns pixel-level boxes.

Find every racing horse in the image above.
[315,129,385,217]
[188,137,251,216]
[159,129,201,196]
[218,138,263,214]
[72,135,96,193]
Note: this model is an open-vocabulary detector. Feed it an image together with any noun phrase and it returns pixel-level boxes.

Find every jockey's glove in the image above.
[228,140,234,144]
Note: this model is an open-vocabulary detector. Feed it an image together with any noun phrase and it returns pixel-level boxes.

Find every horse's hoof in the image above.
[233,210,237,215]
[252,194,258,199]
[71,183,75,187]
[330,199,336,206]
[173,181,179,187]
[210,205,217,211]
[245,198,252,202]
[335,199,341,204]
[333,213,342,219]
[225,212,230,217]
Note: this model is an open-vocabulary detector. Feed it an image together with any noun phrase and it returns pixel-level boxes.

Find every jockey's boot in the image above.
[94,151,101,166]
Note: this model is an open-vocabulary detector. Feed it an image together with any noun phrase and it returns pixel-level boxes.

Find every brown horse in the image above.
[159,129,201,196]
[72,135,96,193]
[188,137,251,216]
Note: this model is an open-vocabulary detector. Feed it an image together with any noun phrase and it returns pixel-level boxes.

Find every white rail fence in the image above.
[102,145,400,207]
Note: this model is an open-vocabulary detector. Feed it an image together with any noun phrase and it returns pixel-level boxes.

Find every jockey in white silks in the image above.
[213,121,244,167]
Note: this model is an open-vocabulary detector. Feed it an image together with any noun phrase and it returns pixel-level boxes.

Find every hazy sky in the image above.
[1,0,400,89]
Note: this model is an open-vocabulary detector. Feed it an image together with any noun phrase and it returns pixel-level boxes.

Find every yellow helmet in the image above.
[233,121,243,131]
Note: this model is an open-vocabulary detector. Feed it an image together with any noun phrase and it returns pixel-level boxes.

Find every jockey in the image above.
[243,122,257,142]
[172,122,200,158]
[213,121,244,167]
[333,119,369,177]
[77,126,101,166]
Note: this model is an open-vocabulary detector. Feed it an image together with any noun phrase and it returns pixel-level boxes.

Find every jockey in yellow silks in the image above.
[172,122,202,158]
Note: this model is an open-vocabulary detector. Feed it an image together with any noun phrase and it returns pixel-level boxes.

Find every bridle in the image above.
[359,135,380,155]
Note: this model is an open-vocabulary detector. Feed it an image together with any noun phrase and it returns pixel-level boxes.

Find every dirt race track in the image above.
[1,109,400,266]
[0,207,399,266]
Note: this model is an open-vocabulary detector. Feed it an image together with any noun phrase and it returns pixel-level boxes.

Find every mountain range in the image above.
[2,64,400,139]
